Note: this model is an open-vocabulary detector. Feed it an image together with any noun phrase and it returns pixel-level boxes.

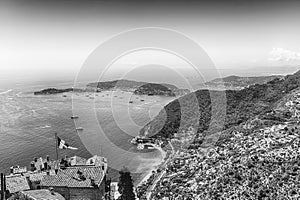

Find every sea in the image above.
[0,81,175,184]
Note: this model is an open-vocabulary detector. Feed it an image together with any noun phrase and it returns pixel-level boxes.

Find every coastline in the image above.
[0,88,174,179]
[135,144,167,187]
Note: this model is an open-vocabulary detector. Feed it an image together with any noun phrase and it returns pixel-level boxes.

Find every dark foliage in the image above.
[204,75,284,88]
[142,70,300,139]
[33,88,84,95]
[118,167,136,200]
[134,83,175,96]
[87,79,178,91]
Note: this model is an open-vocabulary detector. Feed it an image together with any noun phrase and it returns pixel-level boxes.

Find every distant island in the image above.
[199,75,284,90]
[86,79,190,97]
[33,88,85,95]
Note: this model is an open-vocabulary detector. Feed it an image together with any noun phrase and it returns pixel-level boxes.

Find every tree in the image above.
[118,167,136,200]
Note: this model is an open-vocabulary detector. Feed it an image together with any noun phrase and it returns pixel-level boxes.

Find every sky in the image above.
[1,0,300,87]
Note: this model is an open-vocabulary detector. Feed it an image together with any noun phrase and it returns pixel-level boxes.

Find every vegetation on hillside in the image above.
[33,88,84,95]
[133,83,175,96]
[200,74,284,90]
[141,70,300,139]
[87,79,178,91]
[87,79,189,96]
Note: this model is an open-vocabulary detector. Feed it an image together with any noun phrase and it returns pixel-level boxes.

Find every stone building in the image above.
[2,155,108,200]
[39,155,108,200]
[0,173,30,199]
[19,189,65,200]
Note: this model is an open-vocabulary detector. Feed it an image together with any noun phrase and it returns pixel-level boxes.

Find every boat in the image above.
[71,115,79,119]
[140,99,145,102]
[130,137,137,144]
[76,127,84,131]
[137,144,144,150]
[146,145,154,150]
[129,101,133,104]
[63,95,67,97]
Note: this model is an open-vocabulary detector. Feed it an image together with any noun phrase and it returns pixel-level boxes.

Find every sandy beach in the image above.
[134,144,167,186]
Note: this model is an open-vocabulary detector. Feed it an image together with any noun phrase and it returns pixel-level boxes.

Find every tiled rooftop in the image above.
[21,189,65,200]
[41,166,105,188]
[25,170,56,182]
[0,174,30,193]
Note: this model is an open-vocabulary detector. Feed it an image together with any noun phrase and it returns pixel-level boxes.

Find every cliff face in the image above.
[141,70,300,139]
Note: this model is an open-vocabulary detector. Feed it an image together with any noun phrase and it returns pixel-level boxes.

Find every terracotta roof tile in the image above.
[25,170,56,182]
[41,166,104,188]
[0,174,30,193]
[21,189,65,200]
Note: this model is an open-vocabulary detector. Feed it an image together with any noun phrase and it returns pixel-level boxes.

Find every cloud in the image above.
[269,48,300,62]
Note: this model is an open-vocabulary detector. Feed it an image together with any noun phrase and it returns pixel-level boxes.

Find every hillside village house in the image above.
[20,189,65,200]
[1,155,108,200]
[0,173,30,199]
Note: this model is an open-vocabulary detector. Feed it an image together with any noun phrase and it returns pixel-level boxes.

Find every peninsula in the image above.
[86,79,190,97]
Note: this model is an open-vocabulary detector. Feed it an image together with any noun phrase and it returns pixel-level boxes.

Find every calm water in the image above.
[0,84,174,182]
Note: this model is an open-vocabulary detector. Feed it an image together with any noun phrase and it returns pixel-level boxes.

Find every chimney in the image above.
[10,166,14,174]
[46,155,50,162]
[34,157,37,162]
[90,178,97,187]
[49,187,55,195]
[64,155,70,167]
[77,170,86,181]
[44,162,48,170]
[30,161,36,172]
[60,158,66,169]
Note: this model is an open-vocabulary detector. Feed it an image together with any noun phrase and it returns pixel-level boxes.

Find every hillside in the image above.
[133,83,175,96]
[199,75,284,90]
[150,87,300,199]
[140,70,300,139]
